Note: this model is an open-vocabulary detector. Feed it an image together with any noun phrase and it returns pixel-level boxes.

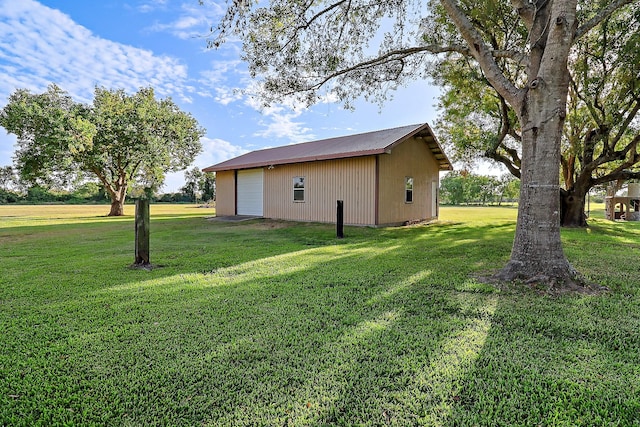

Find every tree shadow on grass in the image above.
[9,216,639,425]
[449,288,640,426]
[1,217,515,426]
[62,234,504,426]
[447,220,640,426]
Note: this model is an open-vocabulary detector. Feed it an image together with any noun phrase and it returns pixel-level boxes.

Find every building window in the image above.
[405,177,414,203]
[293,177,305,202]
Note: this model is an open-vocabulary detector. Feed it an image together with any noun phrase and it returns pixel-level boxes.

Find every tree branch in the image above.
[301,0,348,31]
[487,149,522,179]
[299,41,527,96]
[593,170,640,187]
[589,134,640,173]
[485,97,522,178]
[301,44,469,92]
[91,166,117,199]
[509,0,535,28]
[439,0,524,109]
[575,0,637,40]
[281,0,349,50]
[610,98,640,149]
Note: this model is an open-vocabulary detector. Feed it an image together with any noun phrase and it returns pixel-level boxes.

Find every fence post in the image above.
[134,199,150,266]
[337,200,344,238]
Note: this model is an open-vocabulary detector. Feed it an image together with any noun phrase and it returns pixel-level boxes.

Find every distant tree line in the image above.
[439,171,520,206]
[0,165,214,204]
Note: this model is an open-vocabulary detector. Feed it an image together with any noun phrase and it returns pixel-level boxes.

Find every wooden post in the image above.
[337,200,344,239]
[134,199,150,266]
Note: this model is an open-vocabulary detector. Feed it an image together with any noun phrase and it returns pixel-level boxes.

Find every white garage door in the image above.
[237,169,264,216]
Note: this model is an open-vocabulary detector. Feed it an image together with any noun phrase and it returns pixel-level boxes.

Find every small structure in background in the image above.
[605,183,640,221]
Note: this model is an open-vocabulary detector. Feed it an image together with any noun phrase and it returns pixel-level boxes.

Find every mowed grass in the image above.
[0,204,639,426]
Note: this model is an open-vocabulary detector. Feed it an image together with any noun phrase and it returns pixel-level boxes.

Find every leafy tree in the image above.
[207,0,636,288]
[0,189,20,203]
[26,185,57,203]
[71,181,103,201]
[182,166,203,202]
[1,85,205,216]
[440,171,506,205]
[182,167,216,202]
[466,174,498,205]
[158,192,192,203]
[201,172,216,202]
[0,167,21,204]
[0,166,16,191]
[559,10,640,225]
[440,171,466,205]
[127,185,156,202]
[433,3,640,227]
[496,174,520,206]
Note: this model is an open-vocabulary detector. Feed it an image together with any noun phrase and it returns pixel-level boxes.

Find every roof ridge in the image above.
[253,122,425,152]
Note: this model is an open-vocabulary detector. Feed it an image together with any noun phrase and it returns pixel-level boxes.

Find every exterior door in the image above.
[432,181,438,218]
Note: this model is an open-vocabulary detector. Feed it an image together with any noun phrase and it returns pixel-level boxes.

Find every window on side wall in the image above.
[405,177,414,203]
[293,176,305,202]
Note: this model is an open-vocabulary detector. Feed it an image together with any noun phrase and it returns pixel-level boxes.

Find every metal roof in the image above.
[202,123,453,172]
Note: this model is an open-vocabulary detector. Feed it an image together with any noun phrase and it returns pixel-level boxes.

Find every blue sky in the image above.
[0,0,448,192]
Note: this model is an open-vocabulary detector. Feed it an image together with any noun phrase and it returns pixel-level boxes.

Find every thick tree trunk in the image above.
[560,187,588,227]
[495,115,580,284]
[491,0,595,290]
[107,184,127,216]
[494,0,580,285]
[108,199,125,216]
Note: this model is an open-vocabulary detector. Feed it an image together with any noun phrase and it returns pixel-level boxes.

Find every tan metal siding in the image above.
[215,170,236,216]
[377,137,440,225]
[263,157,376,225]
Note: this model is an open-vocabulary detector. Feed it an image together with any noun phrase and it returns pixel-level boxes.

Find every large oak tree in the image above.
[432,3,640,227]
[207,0,637,289]
[1,85,205,216]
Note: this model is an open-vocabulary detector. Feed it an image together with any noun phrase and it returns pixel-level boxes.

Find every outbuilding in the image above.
[203,123,452,226]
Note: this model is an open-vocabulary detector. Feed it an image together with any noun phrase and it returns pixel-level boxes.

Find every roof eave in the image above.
[390,122,453,171]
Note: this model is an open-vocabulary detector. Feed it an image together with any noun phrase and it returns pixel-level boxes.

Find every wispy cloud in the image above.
[239,82,345,144]
[163,136,248,190]
[197,58,247,103]
[198,136,248,168]
[144,1,325,144]
[0,0,192,104]
[146,1,224,40]
[136,0,169,13]
[251,104,315,143]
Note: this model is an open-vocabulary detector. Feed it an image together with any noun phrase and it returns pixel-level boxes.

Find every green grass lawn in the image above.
[1,204,639,426]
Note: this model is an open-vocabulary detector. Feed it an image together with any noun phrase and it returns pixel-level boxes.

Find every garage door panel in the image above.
[237,169,264,216]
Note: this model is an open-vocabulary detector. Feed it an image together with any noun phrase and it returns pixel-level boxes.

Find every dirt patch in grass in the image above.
[209,216,301,230]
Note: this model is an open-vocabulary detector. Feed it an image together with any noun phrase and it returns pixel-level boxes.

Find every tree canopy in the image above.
[206,0,637,290]
[182,166,216,202]
[1,85,205,215]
